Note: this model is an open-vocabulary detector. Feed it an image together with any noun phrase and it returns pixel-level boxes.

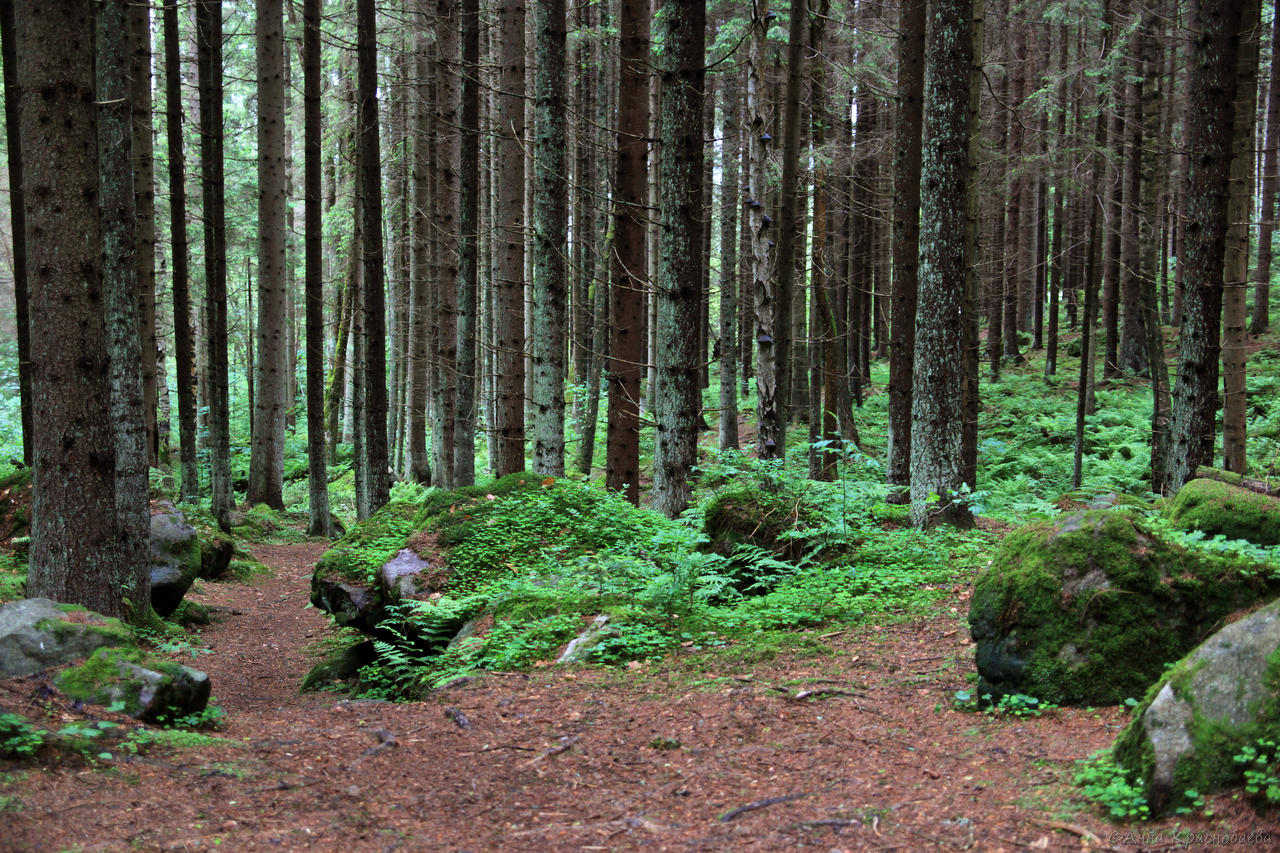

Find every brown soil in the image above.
[2,541,1275,852]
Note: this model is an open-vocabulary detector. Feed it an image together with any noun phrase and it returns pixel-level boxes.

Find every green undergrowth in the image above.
[337,454,989,700]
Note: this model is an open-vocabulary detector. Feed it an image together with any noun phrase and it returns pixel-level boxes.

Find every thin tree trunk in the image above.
[130,0,158,467]
[0,1,30,467]
[303,0,331,536]
[454,0,480,486]
[887,0,925,498]
[355,0,390,516]
[1222,0,1260,474]
[493,0,527,476]
[718,71,741,452]
[1251,4,1280,334]
[748,5,780,459]
[531,0,568,476]
[198,0,232,530]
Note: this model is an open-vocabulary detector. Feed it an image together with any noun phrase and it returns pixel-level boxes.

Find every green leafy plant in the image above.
[952,690,1056,717]
[0,713,44,758]
[1234,738,1280,807]
[1075,750,1150,820]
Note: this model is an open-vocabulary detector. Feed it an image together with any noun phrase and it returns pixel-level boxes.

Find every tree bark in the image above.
[454,0,481,486]
[650,0,704,519]
[1251,5,1280,335]
[1222,0,1260,475]
[355,0,390,516]
[605,0,650,504]
[0,2,30,467]
[887,0,925,498]
[248,0,288,509]
[1167,0,1243,491]
[303,0,331,536]
[197,0,232,530]
[909,0,974,530]
[162,0,199,502]
[531,0,568,476]
[493,0,527,476]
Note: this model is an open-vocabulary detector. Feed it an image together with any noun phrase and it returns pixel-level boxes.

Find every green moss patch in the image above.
[314,499,424,586]
[969,510,1279,705]
[1166,478,1280,546]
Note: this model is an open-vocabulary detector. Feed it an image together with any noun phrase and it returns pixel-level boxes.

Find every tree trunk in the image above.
[19,0,134,616]
[162,0,199,502]
[1251,5,1280,335]
[718,70,741,452]
[910,0,974,530]
[748,5,780,459]
[887,0,925,498]
[1222,0,1260,474]
[129,0,158,467]
[98,0,151,617]
[1167,0,1243,491]
[0,2,30,467]
[248,0,288,509]
[197,0,232,530]
[303,0,331,536]
[356,0,390,516]
[531,0,568,476]
[454,0,481,486]
[605,0,650,504]
[650,0,704,519]
[493,0,527,476]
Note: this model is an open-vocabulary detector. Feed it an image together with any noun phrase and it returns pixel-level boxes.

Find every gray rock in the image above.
[310,575,383,632]
[1113,597,1280,814]
[55,647,211,723]
[557,614,621,664]
[0,598,132,677]
[379,549,434,602]
[149,501,203,617]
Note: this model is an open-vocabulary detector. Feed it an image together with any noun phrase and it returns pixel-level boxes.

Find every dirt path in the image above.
[3,542,1273,852]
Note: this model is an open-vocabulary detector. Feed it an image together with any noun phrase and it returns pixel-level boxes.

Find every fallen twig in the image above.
[720,791,810,822]
[792,688,865,702]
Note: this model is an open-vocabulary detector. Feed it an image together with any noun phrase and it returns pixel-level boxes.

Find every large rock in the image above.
[1166,477,1280,546]
[56,647,211,723]
[969,510,1279,705]
[149,501,203,617]
[1111,598,1280,814]
[310,500,423,630]
[0,598,133,677]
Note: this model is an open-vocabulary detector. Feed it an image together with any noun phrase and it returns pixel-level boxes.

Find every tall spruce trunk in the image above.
[1221,0,1260,474]
[1251,7,1280,335]
[197,0,232,531]
[605,0,650,504]
[650,0,705,519]
[355,0,390,516]
[909,0,974,529]
[303,0,331,536]
[887,0,925,498]
[1167,0,1242,491]
[248,0,288,509]
[162,0,199,501]
[493,0,527,476]
[531,0,568,476]
[454,0,481,486]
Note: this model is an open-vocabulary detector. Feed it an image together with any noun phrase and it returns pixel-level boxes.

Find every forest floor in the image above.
[2,540,1276,852]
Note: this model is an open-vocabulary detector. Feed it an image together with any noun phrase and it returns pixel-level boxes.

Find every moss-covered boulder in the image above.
[55,647,211,722]
[310,499,424,630]
[969,510,1279,705]
[0,598,133,677]
[1166,477,1280,546]
[1111,598,1280,814]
